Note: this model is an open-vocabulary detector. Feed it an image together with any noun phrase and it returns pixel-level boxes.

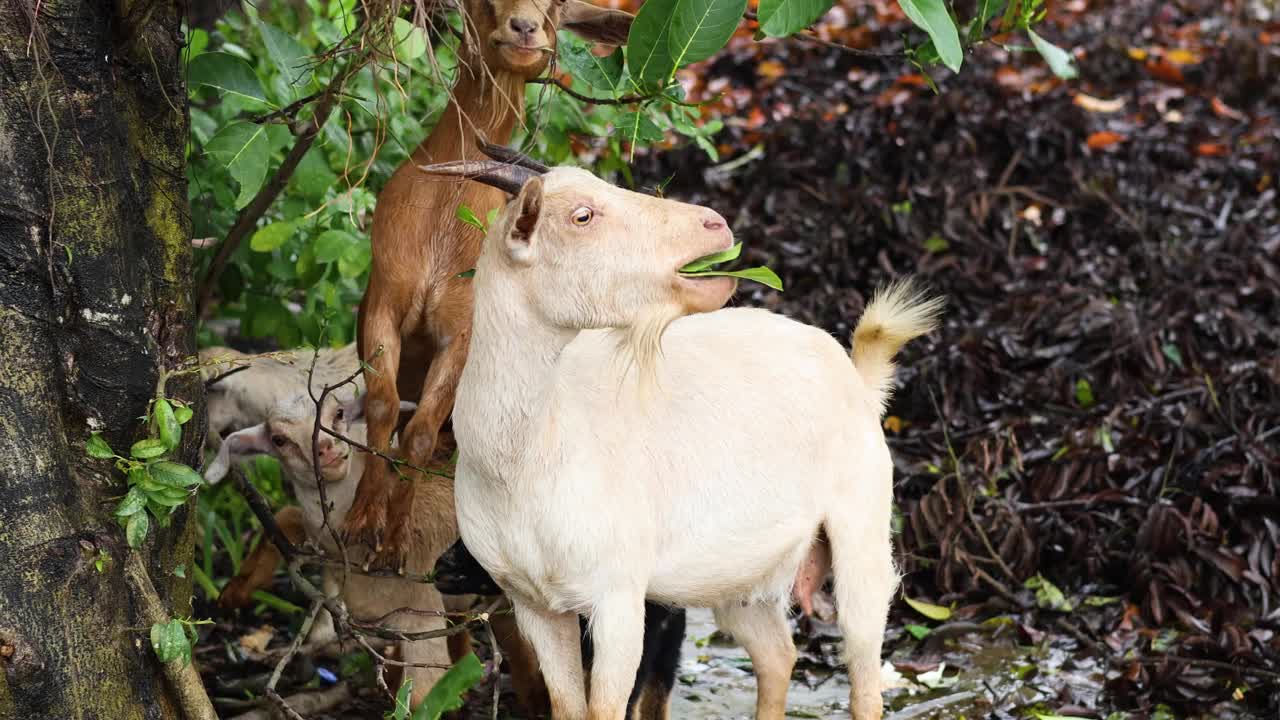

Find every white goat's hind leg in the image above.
[825,510,896,720]
[514,601,589,720]
[584,594,646,720]
[713,601,796,720]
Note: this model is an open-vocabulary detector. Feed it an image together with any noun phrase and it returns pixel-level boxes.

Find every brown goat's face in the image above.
[492,168,738,329]
[463,0,635,77]
[467,0,561,76]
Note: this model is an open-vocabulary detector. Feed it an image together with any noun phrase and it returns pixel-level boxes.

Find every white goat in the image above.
[424,160,942,720]
[202,393,480,708]
[200,342,362,450]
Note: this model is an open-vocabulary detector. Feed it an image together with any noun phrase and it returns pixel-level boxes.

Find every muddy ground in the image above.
[195,0,1279,717]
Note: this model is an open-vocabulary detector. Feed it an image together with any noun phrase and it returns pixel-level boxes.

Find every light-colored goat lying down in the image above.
[422,157,942,720]
[199,342,362,450]
[201,392,544,712]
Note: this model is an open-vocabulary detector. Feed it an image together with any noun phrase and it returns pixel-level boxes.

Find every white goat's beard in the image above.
[611,303,683,392]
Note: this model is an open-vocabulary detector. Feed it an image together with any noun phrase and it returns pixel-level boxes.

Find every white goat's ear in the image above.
[505,176,543,262]
[561,0,634,46]
[203,424,272,485]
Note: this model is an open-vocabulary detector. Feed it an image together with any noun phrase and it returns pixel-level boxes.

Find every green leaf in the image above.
[115,487,147,517]
[923,234,950,253]
[679,242,742,272]
[557,33,625,92]
[1084,595,1123,607]
[150,619,191,665]
[258,21,314,93]
[149,461,205,488]
[410,653,484,720]
[905,624,932,640]
[130,438,168,460]
[187,52,268,103]
[1024,573,1074,612]
[456,204,486,232]
[250,220,296,252]
[186,28,209,57]
[968,0,1007,43]
[903,595,952,621]
[173,404,194,425]
[173,564,186,578]
[314,229,357,263]
[757,0,835,38]
[1027,29,1078,79]
[86,433,115,459]
[679,266,784,291]
[628,0,679,90]
[338,242,371,278]
[394,18,429,61]
[292,147,337,201]
[616,111,664,145]
[126,511,150,548]
[669,0,748,69]
[391,679,414,720]
[206,121,271,209]
[153,398,181,451]
[1074,378,1094,408]
[1161,343,1184,369]
[898,0,963,73]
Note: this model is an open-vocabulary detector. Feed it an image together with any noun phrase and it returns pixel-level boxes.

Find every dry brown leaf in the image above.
[1145,59,1185,84]
[757,60,785,80]
[1073,93,1126,113]
[1086,131,1126,149]
[1195,142,1230,157]
[1165,48,1202,65]
[239,625,274,654]
[1211,97,1246,121]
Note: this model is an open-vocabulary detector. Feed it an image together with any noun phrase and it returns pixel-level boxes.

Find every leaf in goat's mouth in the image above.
[678,242,784,291]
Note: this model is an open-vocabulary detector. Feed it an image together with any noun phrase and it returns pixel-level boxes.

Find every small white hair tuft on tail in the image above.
[851,278,945,416]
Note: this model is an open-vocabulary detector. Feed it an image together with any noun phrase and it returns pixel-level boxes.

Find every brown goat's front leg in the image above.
[218,506,308,609]
[377,331,470,572]
[344,312,403,556]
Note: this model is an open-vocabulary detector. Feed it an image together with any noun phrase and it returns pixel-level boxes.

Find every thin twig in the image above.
[267,599,325,692]
[528,77,653,105]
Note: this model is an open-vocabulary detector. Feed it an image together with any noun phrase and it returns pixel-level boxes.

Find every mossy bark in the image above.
[0,1,203,718]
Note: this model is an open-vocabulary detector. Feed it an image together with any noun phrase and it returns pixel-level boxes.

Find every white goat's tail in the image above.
[850,278,944,416]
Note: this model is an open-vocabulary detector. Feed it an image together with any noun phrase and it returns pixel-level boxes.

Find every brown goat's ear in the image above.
[506,176,544,258]
[561,0,634,46]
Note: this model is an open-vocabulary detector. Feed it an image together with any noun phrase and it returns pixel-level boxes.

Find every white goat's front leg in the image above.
[514,601,589,720]
[584,594,646,720]
[713,601,797,720]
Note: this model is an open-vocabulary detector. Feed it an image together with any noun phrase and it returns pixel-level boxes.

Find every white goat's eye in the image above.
[571,207,593,226]
[271,435,287,448]
[335,407,344,421]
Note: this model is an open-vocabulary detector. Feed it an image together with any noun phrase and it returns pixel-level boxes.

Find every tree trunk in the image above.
[0,1,207,718]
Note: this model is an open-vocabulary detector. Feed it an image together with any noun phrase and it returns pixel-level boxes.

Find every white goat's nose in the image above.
[702,213,727,231]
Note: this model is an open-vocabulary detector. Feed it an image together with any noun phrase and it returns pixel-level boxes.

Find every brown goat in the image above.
[344,0,635,568]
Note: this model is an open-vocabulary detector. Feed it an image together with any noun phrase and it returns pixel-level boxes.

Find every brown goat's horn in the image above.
[417,159,539,196]
[476,140,550,174]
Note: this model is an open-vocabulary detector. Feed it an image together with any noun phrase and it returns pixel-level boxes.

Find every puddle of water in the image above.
[673,608,851,719]
[670,608,1111,720]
